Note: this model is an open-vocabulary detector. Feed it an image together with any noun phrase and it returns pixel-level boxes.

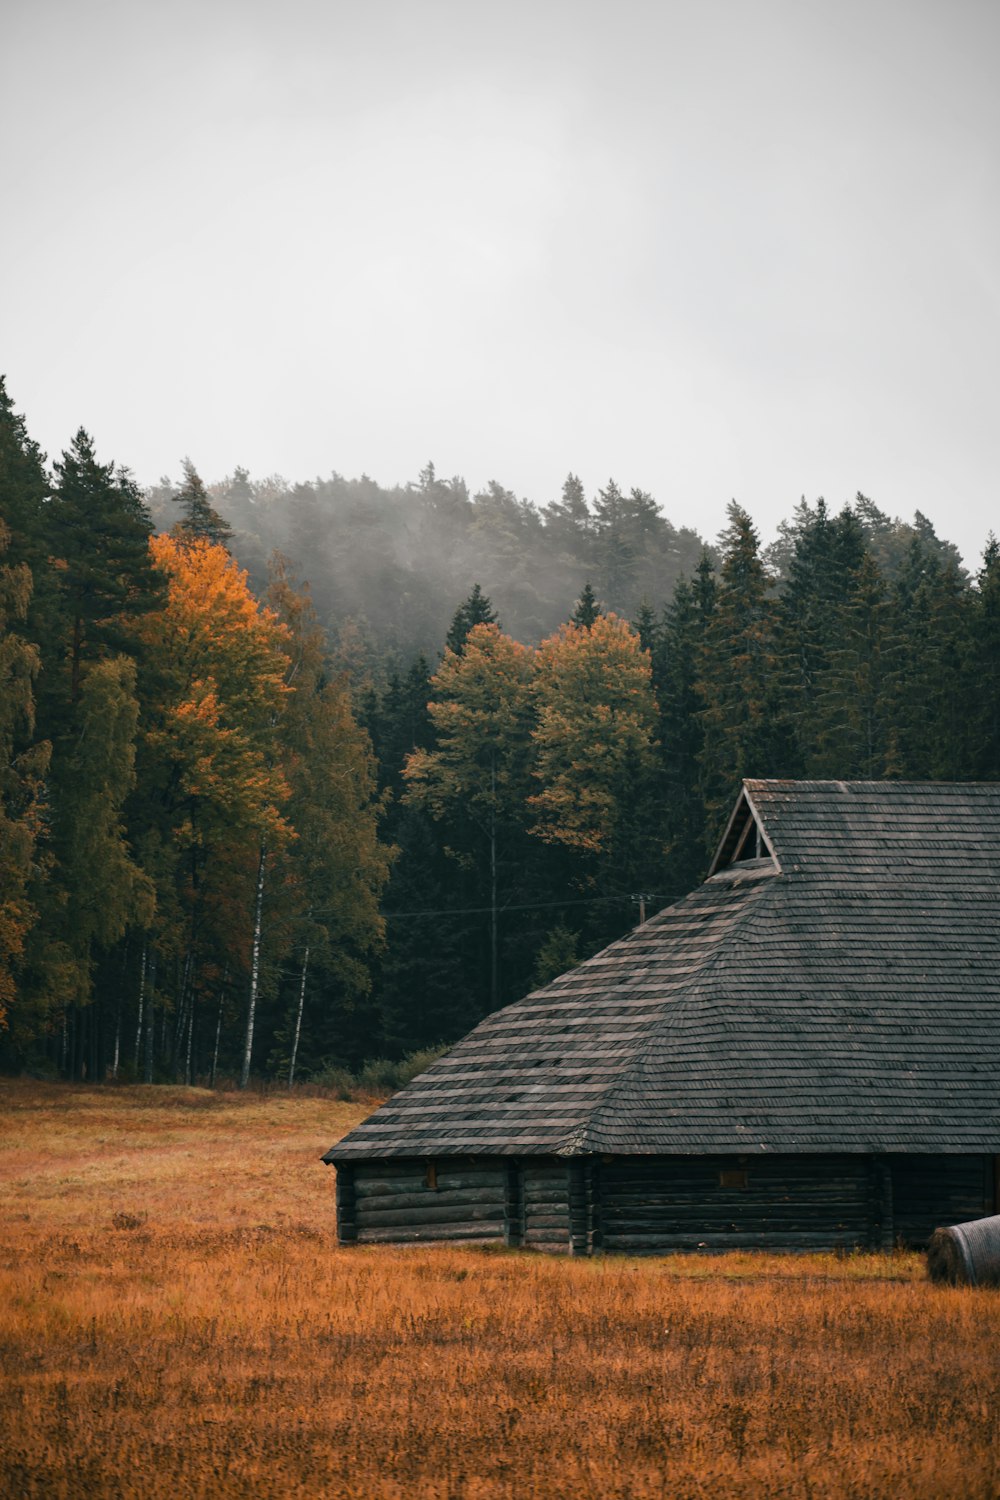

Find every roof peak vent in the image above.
[708,786,779,877]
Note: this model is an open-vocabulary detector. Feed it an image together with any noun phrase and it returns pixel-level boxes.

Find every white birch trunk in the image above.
[240,840,267,1089]
[144,949,156,1085]
[185,992,194,1085]
[288,943,310,1089]
[211,966,226,1089]
[133,941,147,1070]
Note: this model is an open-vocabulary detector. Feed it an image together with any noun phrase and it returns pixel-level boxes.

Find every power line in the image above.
[378,893,671,921]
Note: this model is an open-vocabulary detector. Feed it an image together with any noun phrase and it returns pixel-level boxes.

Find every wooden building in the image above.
[324,780,1000,1252]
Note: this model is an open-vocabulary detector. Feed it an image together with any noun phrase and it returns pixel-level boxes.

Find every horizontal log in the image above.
[523,1213,570,1230]
[602,1218,869,1235]
[357,1201,506,1228]
[603,1192,868,1206]
[355,1187,505,1213]
[601,1230,864,1249]
[355,1171,503,1198]
[356,1223,505,1243]
[523,1197,568,1215]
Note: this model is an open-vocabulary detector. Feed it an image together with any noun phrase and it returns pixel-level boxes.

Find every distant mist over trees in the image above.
[1,373,996,1087]
[147,463,710,665]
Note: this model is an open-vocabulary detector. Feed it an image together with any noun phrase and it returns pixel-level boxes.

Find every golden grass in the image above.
[1,1081,998,1499]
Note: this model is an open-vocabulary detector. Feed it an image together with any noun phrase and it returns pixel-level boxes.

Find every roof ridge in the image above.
[559,874,779,1156]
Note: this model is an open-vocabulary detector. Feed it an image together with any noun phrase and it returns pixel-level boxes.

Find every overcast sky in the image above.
[3,0,998,563]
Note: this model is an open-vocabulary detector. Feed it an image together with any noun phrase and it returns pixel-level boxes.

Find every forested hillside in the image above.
[2,376,997,1083]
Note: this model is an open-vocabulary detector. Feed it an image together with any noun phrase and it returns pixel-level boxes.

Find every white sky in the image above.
[3,0,998,563]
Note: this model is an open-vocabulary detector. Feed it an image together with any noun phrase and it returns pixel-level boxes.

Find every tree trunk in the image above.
[211,966,226,1089]
[174,950,192,1075]
[134,941,147,1071]
[143,949,156,1084]
[288,943,310,1088]
[111,996,121,1082]
[240,840,267,1090]
[111,939,130,1082]
[185,998,194,1086]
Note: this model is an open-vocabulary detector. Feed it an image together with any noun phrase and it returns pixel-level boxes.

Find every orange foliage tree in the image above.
[135,534,294,1080]
[530,613,658,859]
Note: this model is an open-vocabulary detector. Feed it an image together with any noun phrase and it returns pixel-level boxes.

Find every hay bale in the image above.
[926,1214,1000,1287]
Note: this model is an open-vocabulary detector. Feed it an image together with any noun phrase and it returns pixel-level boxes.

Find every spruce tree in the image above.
[972,536,1000,777]
[775,499,867,767]
[173,458,234,547]
[571,582,601,628]
[43,429,164,714]
[445,583,499,655]
[697,505,788,837]
[812,553,901,778]
[543,473,590,543]
[0,520,50,1034]
[0,377,49,579]
[656,572,712,895]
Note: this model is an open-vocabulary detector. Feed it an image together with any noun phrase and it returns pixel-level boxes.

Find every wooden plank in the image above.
[355,1170,503,1198]
[357,1201,506,1228]
[601,1230,864,1250]
[354,1187,504,1214]
[356,1222,505,1243]
[504,1160,523,1248]
[335,1164,357,1246]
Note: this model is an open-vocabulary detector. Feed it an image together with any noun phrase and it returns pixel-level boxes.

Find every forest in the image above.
[1,374,998,1085]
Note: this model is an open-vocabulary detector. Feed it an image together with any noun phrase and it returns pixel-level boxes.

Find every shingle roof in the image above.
[326,780,1000,1161]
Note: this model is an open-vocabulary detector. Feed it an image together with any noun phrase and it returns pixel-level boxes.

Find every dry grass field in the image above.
[1,1081,998,1500]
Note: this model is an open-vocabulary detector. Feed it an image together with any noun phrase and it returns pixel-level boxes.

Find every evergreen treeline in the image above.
[146,465,710,663]
[2,375,998,1082]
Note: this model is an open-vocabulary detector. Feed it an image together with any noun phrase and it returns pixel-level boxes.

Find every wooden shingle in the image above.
[325,781,1000,1164]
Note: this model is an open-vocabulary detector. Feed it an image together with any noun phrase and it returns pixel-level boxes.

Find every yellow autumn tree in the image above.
[530,613,658,857]
[403,623,535,1007]
[135,535,294,1082]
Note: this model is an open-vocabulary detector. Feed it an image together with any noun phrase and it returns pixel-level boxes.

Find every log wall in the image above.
[599,1154,877,1252]
[336,1153,1000,1252]
[521,1160,571,1252]
[347,1159,507,1244]
[888,1154,995,1247]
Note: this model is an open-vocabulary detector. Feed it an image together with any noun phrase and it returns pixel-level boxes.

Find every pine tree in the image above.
[445,583,499,655]
[55,657,155,1007]
[571,582,601,628]
[0,520,49,1032]
[971,536,1000,777]
[591,480,636,614]
[632,600,659,655]
[888,550,974,778]
[404,623,535,1010]
[543,473,590,542]
[173,458,234,547]
[265,558,392,1082]
[42,429,164,715]
[812,554,901,778]
[697,505,788,837]
[0,377,49,578]
[774,499,867,766]
[656,570,713,896]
